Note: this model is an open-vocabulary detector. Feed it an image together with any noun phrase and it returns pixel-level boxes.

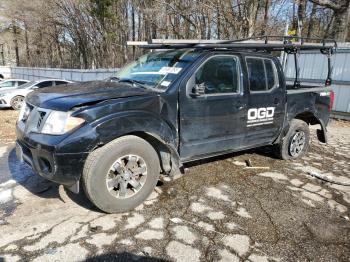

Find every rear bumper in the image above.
[15,134,88,188]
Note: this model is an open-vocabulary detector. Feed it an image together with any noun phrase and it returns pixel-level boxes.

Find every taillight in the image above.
[329,91,334,110]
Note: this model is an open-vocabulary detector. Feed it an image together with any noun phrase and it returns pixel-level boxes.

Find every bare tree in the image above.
[309,0,350,41]
[0,0,346,68]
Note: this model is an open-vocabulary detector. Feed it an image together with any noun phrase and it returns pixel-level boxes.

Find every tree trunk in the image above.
[248,0,260,37]
[12,23,20,66]
[331,3,350,41]
[309,0,350,41]
[24,22,30,66]
[297,0,307,36]
[307,2,317,38]
[261,0,270,36]
[216,2,221,39]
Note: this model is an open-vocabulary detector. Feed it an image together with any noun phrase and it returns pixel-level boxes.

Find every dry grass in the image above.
[0,109,19,142]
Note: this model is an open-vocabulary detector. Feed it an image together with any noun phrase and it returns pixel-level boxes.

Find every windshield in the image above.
[18,81,37,89]
[115,49,201,90]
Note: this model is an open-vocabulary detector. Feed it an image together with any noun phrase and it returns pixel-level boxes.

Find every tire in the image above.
[10,96,25,110]
[278,119,310,160]
[82,135,160,213]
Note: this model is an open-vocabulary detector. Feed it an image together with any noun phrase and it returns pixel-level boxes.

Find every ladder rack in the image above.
[127,36,337,88]
[127,35,337,52]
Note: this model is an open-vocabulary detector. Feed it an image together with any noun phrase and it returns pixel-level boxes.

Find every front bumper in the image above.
[16,126,89,188]
[0,97,11,107]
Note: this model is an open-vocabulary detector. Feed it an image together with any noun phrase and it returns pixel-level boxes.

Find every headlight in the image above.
[41,111,85,135]
[0,94,5,97]
[18,103,29,121]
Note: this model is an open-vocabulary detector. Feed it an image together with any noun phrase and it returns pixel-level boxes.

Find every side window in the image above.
[246,57,277,92]
[246,58,266,92]
[0,81,15,88]
[55,81,68,86]
[265,59,276,90]
[36,81,53,88]
[18,81,28,86]
[195,56,239,94]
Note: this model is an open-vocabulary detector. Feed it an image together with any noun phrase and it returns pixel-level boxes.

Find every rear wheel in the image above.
[82,135,160,213]
[10,96,25,110]
[278,119,310,160]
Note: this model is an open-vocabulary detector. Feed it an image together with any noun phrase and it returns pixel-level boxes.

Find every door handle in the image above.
[235,103,246,110]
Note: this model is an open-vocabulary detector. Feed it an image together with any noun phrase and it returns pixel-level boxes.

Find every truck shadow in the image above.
[83,252,169,262]
[7,147,101,213]
[7,145,278,213]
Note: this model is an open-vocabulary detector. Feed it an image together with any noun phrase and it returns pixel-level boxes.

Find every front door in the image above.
[179,54,248,160]
[244,56,285,146]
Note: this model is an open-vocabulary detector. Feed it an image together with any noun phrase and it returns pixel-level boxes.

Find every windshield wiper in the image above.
[118,79,151,89]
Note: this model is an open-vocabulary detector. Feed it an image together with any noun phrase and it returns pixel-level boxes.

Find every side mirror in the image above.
[191,83,205,97]
[31,86,38,90]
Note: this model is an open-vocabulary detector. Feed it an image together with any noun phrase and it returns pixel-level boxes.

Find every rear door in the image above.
[244,56,285,146]
[179,54,248,160]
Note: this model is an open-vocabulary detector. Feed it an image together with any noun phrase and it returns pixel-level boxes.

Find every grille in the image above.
[37,111,47,129]
[22,103,50,133]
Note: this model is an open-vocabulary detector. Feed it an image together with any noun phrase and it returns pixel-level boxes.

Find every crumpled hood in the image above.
[26,81,157,111]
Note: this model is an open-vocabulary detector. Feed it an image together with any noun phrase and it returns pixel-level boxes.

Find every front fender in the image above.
[93,110,178,150]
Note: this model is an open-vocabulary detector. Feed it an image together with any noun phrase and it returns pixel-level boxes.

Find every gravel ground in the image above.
[0,109,349,262]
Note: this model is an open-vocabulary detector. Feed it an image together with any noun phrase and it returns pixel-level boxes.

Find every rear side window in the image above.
[18,81,28,86]
[246,58,277,92]
[55,81,68,86]
[36,81,53,88]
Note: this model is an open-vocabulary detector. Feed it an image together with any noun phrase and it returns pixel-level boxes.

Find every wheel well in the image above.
[129,132,178,175]
[294,112,320,125]
[294,112,327,143]
[89,132,178,176]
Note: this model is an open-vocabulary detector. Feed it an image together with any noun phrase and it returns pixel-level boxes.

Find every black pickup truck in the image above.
[16,38,335,213]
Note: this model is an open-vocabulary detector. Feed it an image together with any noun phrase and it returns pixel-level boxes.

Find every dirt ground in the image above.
[0,109,350,262]
[0,109,19,142]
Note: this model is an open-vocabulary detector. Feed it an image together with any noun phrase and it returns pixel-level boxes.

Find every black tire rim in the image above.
[289,130,306,157]
[12,97,24,110]
[106,154,147,199]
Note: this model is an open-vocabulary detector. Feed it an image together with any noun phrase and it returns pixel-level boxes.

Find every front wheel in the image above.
[82,135,160,213]
[278,119,310,160]
[10,96,25,110]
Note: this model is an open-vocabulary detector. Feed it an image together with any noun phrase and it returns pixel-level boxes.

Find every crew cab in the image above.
[15,38,335,213]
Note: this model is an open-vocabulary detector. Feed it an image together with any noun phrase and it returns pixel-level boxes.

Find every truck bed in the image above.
[286,80,326,90]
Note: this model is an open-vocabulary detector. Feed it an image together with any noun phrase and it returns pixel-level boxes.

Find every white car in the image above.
[0,79,72,110]
[0,79,30,90]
